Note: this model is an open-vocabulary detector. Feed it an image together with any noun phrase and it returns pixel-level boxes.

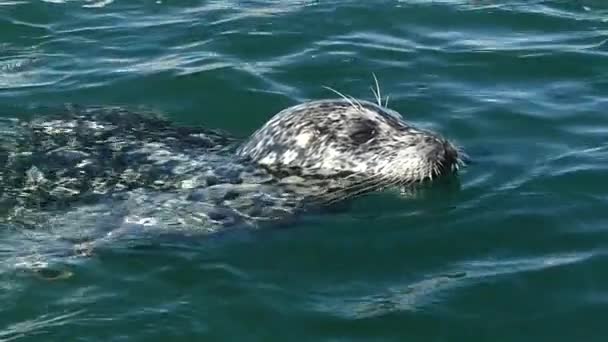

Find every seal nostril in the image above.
[443,140,455,156]
[440,140,461,172]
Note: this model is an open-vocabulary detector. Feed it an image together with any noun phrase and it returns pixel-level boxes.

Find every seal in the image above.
[0,93,464,255]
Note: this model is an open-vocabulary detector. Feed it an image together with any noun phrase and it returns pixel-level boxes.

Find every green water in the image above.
[1,0,608,341]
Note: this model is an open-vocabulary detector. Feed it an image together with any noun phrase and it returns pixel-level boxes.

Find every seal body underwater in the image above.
[0,97,464,253]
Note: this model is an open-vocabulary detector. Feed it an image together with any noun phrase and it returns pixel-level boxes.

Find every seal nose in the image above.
[441,140,461,173]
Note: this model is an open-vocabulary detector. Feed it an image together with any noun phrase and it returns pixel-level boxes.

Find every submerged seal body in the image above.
[0,97,463,250]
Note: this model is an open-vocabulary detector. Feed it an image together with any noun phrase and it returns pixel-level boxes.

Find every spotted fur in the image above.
[0,99,463,254]
[238,99,462,200]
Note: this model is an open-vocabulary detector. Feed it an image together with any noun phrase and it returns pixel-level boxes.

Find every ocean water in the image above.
[1,0,608,341]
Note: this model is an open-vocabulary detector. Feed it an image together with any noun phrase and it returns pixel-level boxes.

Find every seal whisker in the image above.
[322,86,360,111]
[319,184,381,205]
[349,95,366,112]
[316,179,376,204]
[370,85,381,107]
[316,174,397,205]
[371,73,382,107]
[321,85,366,114]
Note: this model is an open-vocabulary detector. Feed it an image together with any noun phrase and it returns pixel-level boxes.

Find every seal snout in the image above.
[417,134,462,179]
[438,139,462,175]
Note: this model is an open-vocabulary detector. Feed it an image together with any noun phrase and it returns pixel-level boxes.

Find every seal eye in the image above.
[350,119,377,144]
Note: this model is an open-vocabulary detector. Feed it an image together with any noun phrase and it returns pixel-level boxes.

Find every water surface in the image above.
[1,1,608,341]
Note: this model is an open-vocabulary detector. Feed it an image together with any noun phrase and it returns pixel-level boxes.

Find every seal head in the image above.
[238,99,462,196]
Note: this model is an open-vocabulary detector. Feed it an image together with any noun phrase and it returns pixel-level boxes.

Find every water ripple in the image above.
[0,0,607,340]
[311,251,595,320]
[0,309,85,342]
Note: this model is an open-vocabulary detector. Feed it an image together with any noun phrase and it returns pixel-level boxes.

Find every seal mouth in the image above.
[418,138,466,185]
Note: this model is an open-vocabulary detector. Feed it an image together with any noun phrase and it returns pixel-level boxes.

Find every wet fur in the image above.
[0,91,463,243]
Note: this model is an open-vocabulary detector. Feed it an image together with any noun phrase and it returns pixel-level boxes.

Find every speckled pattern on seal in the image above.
[239,99,462,191]
[0,98,463,253]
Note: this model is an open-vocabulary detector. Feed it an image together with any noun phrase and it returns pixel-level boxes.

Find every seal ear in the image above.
[350,119,377,145]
